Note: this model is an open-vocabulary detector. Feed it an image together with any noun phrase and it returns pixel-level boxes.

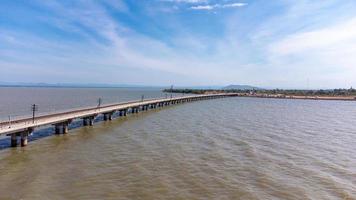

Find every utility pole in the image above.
[31,104,38,124]
[97,98,102,108]
[170,85,173,99]
[8,115,11,128]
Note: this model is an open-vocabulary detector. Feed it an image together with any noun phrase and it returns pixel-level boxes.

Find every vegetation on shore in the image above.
[163,88,356,96]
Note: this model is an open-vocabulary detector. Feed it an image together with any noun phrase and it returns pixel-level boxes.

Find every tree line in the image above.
[163,88,356,96]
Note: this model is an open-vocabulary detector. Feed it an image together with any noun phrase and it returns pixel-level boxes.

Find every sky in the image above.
[1,0,356,89]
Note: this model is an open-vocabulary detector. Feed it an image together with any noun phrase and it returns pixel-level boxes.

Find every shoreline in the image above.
[232,93,356,101]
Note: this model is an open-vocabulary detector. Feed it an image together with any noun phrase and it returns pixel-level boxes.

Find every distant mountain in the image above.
[222,84,262,90]
[173,85,222,90]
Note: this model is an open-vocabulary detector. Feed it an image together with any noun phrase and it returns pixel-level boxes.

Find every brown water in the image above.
[0,88,356,199]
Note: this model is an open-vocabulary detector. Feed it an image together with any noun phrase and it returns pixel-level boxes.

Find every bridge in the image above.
[0,93,237,147]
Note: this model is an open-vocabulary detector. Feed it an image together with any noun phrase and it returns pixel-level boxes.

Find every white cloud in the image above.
[190,5,214,10]
[270,17,356,55]
[221,3,246,8]
[262,16,356,88]
[22,0,229,83]
[3,0,356,88]
[190,3,246,10]
[163,0,207,3]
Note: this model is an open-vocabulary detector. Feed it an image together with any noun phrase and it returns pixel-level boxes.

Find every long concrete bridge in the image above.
[0,93,237,147]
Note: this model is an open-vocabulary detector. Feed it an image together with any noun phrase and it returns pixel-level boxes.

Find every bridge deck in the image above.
[0,93,235,136]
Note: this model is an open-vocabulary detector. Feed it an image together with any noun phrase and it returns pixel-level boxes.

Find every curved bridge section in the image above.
[0,93,237,147]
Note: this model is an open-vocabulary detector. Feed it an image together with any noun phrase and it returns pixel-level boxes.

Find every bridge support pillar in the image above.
[63,122,68,134]
[11,133,17,147]
[119,110,127,116]
[83,117,94,126]
[89,117,94,126]
[55,124,61,134]
[104,113,113,121]
[54,122,68,134]
[21,132,28,147]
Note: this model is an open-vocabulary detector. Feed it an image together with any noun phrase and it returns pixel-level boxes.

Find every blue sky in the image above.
[1,0,356,88]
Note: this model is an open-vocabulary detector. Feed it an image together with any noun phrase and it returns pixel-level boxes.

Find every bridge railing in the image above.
[0,94,206,130]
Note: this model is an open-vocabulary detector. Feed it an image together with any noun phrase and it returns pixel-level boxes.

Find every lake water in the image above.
[0,87,178,121]
[0,87,355,199]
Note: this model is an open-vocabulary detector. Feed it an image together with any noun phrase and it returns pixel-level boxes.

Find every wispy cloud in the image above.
[270,17,356,55]
[190,5,214,10]
[0,0,228,84]
[163,0,207,3]
[1,0,356,88]
[190,3,246,10]
[264,16,356,88]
